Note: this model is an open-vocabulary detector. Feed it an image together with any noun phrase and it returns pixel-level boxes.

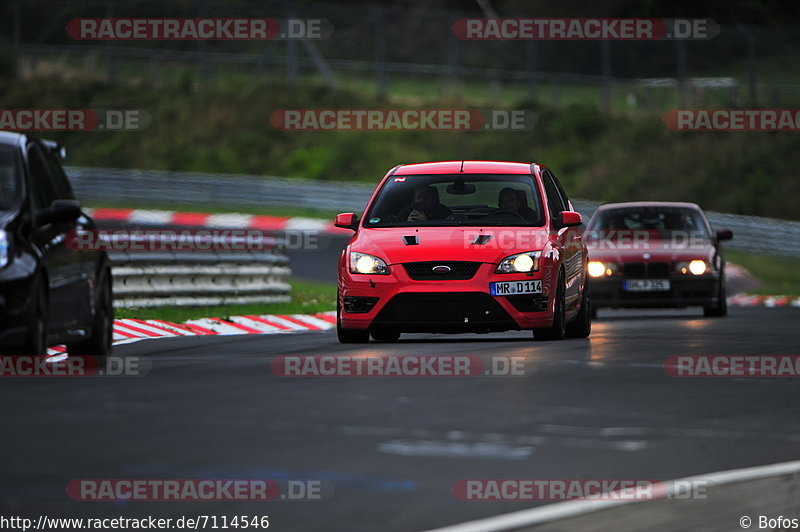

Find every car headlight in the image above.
[675,260,708,275]
[588,261,617,277]
[0,229,8,269]
[350,252,389,275]
[496,251,540,274]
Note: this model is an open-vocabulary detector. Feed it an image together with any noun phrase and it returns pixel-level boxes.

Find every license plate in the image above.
[490,280,542,295]
[624,279,670,292]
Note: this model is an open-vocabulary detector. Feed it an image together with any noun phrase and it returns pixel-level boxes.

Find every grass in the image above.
[114,279,337,323]
[727,250,800,296]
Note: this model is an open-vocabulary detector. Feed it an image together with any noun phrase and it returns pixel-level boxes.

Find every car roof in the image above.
[0,131,27,147]
[596,201,702,211]
[392,160,537,176]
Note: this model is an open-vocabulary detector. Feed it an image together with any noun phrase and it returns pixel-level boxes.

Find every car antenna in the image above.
[460,160,464,172]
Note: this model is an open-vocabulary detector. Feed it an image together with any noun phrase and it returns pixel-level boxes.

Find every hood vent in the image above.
[403,235,419,245]
[472,234,493,245]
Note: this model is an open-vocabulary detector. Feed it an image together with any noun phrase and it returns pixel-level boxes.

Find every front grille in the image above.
[623,262,670,278]
[374,292,513,326]
[403,261,481,281]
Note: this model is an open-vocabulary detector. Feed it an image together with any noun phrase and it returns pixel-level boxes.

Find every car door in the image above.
[541,169,583,310]
[26,142,91,334]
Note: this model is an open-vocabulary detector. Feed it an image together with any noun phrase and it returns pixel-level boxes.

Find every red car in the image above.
[334,161,591,343]
[584,202,732,317]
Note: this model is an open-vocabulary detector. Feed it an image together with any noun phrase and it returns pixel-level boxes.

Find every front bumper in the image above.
[590,273,720,309]
[339,262,557,332]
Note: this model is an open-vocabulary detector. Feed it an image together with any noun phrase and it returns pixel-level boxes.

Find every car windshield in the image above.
[586,206,710,239]
[0,146,21,212]
[364,174,545,227]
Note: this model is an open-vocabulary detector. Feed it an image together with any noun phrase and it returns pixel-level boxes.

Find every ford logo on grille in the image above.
[432,265,451,273]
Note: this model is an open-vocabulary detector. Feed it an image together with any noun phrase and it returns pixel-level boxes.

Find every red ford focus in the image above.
[334,161,591,343]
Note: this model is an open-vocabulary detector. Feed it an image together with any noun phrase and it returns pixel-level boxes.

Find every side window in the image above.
[541,170,566,218]
[43,149,75,200]
[550,171,571,210]
[27,144,59,209]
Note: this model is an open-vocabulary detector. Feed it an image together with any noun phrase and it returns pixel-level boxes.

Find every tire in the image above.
[370,327,401,342]
[565,286,591,339]
[533,271,566,341]
[337,296,370,343]
[9,276,49,356]
[68,269,114,362]
[703,276,727,318]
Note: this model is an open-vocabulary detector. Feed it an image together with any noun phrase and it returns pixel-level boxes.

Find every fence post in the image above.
[373,5,387,99]
[526,40,537,100]
[676,39,686,107]
[12,0,21,78]
[601,40,611,113]
[106,0,116,83]
[738,24,757,105]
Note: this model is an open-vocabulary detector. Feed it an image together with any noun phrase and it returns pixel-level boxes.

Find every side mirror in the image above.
[558,211,582,227]
[35,199,81,227]
[716,229,733,241]
[334,212,358,231]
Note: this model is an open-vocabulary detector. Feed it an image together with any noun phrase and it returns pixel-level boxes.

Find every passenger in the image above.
[400,186,452,222]
[498,187,537,220]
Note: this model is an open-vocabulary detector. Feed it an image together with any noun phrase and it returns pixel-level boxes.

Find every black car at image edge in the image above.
[0,131,113,358]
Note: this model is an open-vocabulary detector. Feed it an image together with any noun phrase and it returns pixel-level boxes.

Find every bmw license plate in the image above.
[490,280,542,296]
[623,279,670,292]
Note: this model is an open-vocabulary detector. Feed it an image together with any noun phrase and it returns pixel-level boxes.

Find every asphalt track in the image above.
[2,303,800,531]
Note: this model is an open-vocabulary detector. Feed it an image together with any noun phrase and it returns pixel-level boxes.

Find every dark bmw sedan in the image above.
[585,202,732,318]
[0,132,113,358]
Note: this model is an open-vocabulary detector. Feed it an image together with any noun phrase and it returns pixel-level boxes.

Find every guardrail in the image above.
[66,166,800,258]
[108,249,291,308]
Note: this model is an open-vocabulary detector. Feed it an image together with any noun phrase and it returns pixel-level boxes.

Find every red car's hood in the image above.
[351,226,551,264]
[587,238,716,263]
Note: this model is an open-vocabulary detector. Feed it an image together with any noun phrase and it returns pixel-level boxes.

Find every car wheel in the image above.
[337,295,370,343]
[533,271,566,341]
[68,269,114,362]
[371,327,401,342]
[565,286,591,338]
[10,276,49,356]
[703,277,727,318]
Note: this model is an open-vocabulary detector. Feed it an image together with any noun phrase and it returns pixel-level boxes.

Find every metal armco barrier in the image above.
[67,166,800,258]
[108,250,291,308]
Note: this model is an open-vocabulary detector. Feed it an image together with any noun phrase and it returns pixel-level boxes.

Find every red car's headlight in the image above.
[350,252,390,275]
[496,251,541,273]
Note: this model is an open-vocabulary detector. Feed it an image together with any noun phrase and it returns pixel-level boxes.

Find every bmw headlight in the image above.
[0,229,8,269]
[496,251,540,274]
[588,261,618,278]
[675,260,708,275]
[350,252,389,275]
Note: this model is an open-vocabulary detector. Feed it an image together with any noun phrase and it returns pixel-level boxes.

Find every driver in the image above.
[400,186,452,222]
[498,187,537,220]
